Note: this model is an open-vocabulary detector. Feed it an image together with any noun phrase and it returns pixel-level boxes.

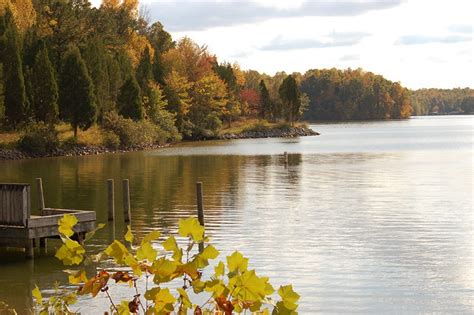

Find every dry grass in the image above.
[0,130,21,148]
[56,123,104,146]
[0,123,105,148]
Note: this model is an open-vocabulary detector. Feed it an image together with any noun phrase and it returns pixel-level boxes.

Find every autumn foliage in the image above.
[32,215,300,314]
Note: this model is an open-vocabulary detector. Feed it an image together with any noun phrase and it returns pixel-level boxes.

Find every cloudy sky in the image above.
[115,0,473,89]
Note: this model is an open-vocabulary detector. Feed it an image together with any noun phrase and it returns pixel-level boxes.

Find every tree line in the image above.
[0,0,418,144]
[411,88,474,115]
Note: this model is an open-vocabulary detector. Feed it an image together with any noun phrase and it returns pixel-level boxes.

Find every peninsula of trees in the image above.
[1,0,462,154]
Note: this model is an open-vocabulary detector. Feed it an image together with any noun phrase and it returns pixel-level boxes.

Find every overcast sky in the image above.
[102,0,473,89]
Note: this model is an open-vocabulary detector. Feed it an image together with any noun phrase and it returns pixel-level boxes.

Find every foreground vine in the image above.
[32,215,300,314]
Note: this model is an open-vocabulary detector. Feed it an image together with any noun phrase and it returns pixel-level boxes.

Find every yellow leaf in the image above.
[55,239,85,265]
[194,244,219,268]
[162,236,182,262]
[117,300,131,315]
[142,231,161,243]
[214,261,225,278]
[152,258,178,284]
[178,217,204,242]
[125,225,133,243]
[227,251,248,273]
[58,214,78,237]
[277,285,300,311]
[104,240,129,264]
[32,285,42,304]
[66,269,88,284]
[154,288,176,313]
[177,288,192,309]
[230,270,267,302]
[136,241,157,262]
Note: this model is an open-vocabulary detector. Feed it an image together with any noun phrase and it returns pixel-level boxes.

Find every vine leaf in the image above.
[227,251,248,274]
[32,285,43,305]
[178,217,204,242]
[58,214,78,237]
[124,225,133,243]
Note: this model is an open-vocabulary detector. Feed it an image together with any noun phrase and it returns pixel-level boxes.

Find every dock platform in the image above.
[0,183,96,258]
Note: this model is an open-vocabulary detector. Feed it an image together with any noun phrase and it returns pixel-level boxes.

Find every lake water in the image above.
[0,115,472,313]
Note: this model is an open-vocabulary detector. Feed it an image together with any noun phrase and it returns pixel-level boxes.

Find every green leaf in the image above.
[227,251,248,273]
[178,217,204,242]
[124,225,133,243]
[32,285,43,304]
[58,214,78,237]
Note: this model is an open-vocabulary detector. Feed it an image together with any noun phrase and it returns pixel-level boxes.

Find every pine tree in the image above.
[32,41,59,124]
[83,36,110,121]
[136,46,152,92]
[259,80,272,120]
[3,9,28,128]
[279,75,301,126]
[118,75,142,121]
[59,45,97,138]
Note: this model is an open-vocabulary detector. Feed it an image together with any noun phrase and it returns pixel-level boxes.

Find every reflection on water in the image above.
[0,116,473,313]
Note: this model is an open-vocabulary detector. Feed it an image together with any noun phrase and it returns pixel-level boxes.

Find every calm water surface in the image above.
[0,116,472,313]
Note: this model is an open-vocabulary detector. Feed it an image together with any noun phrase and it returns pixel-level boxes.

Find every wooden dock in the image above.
[0,183,96,258]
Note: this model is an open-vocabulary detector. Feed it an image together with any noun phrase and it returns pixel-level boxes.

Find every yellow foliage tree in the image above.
[0,0,36,32]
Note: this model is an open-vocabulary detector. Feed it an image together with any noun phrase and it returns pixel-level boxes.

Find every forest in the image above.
[410,88,474,115]
[0,0,464,151]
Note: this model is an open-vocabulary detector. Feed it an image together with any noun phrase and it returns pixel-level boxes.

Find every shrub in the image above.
[17,122,59,155]
[32,215,300,314]
[61,136,78,150]
[102,112,167,147]
[102,131,120,149]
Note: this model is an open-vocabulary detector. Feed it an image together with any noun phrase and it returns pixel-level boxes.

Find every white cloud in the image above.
[96,0,474,88]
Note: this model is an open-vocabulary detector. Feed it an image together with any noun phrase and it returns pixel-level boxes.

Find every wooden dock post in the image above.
[196,182,205,253]
[284,152,289,166]
[35,178,45,210]
[25,239,34,259]
[123,179,131,223]
[107,179,115,221]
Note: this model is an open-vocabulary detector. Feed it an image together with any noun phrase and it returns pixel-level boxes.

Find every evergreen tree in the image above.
[259,79,272,120]
[136,46,153,92]
[3,9,29,128]
[32,41,59,124]
[279,75,301,126]
[59,45,96,138]
[83,36,110,121]
[118,75,142,121]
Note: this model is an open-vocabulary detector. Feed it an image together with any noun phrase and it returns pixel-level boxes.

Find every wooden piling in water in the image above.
[196,182,205,253]
[35,178,45,210]
[107,179,115,221]
[284,152,289,165]
[123,179,131,223]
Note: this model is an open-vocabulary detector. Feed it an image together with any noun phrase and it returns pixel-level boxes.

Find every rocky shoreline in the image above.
[218,126,319,140]
[0,126,319,161]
